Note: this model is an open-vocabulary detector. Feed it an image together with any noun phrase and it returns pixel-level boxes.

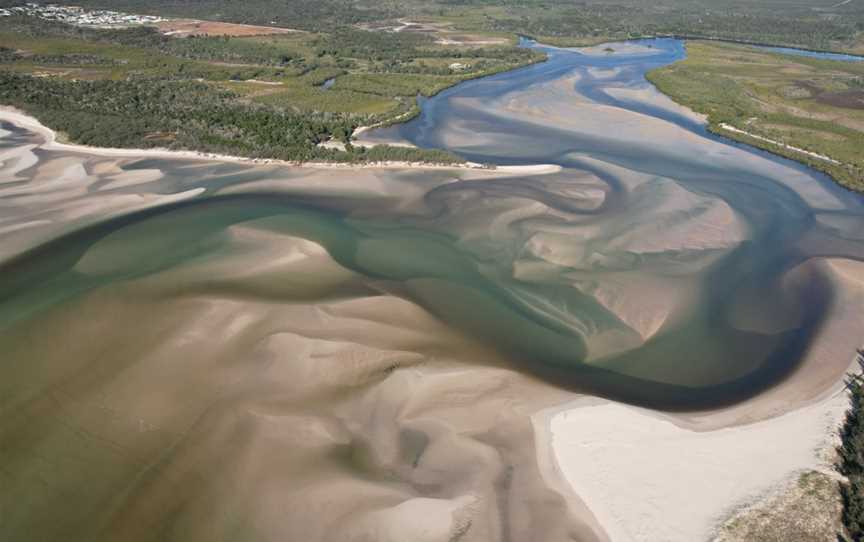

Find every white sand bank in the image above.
[545,391,848,542]
[492,164,563,174]
[572,41,666,57]
[536,257,864,541]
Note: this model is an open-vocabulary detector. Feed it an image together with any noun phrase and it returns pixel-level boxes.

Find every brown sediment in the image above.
[3,35,864,542]
[0,121,604,542]
[0,238,601,542]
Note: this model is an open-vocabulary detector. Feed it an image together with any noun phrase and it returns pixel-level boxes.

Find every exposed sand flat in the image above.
[3,37,864,542]
[829,258,864,287]
[508,155,748,352]
[492,164,563,174]
[0,135,213,260]
[543,391,848,542]
[0,118,609,542]
[587,67,622,78]
[457,68,848,211]
[604,85,708,124]
[536,256,864,541]
[678,257,864,429]
[0,143,39,176]
[573,41,665,56]
[0,230,603,542]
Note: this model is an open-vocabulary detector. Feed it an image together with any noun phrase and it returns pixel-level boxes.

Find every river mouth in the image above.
[2,37,864,542]
[2,39,864,410]
[355,38,864,405]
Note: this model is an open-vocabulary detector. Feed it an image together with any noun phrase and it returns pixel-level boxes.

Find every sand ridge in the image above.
[3,37,864,542]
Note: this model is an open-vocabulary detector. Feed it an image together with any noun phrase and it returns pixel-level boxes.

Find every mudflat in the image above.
[2,38,863,542]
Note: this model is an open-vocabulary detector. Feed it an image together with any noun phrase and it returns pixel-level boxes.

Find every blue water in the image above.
[3,38,864,409]
[6,36,864,542]
[753,44,864,62]
[356,37,864,406]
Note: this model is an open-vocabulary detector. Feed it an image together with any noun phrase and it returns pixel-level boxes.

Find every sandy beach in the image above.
[541,389,849,542]
[0,107,484,171]
[533,255,864,542]
[0,113,610,542]
[3,106,860,542]
[3,36,864,542]
[0,108,568,178]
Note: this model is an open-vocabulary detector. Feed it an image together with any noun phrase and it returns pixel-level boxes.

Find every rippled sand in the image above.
[0,123,611,542]
[2,38,864,542]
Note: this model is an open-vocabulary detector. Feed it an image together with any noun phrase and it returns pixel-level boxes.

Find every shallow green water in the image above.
[1,39,863,410]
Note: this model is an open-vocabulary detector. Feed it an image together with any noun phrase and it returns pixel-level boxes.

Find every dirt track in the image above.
[156,19,300,37]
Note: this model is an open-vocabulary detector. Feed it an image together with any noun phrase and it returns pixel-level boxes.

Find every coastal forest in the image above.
[1,2,864,542]
[25,0,864,53]
[1,0,863,165]
[0,11,541,164]
[839,351,864,541]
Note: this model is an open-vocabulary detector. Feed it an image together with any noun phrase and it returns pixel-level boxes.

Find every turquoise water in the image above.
[2,39,863,410]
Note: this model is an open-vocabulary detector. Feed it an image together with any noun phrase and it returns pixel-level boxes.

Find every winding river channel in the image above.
[2,38,864,542]
[342,38,863,406]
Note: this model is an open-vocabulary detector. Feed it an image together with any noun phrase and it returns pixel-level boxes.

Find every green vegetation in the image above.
[0,46,21,62]
[427,0,864,54]
[42,0,864,53]
[647,41,864,192]
[2,0,864,169]
[839,350,864,541]
[715,471,841,542]
[252,83,398,116]
[335,73,459,97]
[0,72,348,156]
[0,71,465,164]
[0,13,543,164]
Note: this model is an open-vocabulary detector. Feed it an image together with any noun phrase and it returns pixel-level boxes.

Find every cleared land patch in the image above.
[155,19,301,37]
[358,19,511,47]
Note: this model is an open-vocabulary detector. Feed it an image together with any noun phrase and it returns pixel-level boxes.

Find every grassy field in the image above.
[648,41,864,192]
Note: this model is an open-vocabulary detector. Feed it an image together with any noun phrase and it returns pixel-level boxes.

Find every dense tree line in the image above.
[30,53,119,65]
[1,15,536,76]
[1,16,310,66]
[424,0,864,50]
[480,4,859,50]
[3,0,862,51]
[839,350,864,541]
[0,72,462,164]
[314,29,537,75]
[314,29,434,62]
[0,47,22,63]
